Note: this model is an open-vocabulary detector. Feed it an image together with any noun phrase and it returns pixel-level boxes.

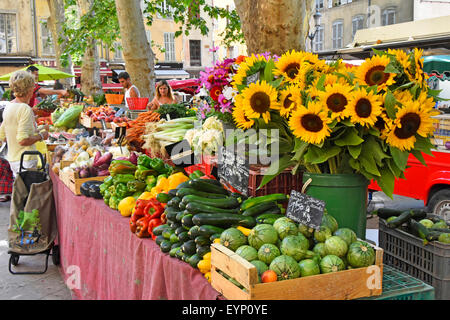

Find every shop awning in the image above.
[424,55,450,76]
[155,69,190,80]
[317,15,450,60]
[73,67,113,77]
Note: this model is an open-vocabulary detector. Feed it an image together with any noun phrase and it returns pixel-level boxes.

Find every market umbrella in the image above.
[0,64,75,82]
[423,55,450,77]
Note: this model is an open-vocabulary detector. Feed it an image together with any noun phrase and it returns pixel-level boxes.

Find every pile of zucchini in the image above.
[152,179,255,268]
[375,208,450,244]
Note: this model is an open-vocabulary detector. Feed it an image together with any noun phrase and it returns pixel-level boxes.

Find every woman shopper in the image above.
[147,80,176,111]
[0,70,49,176]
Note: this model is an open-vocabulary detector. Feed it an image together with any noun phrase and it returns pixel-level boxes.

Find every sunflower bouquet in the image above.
[230,48,441,198]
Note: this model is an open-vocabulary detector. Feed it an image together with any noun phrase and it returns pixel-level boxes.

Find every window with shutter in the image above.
[40,19,54,55]
[352,15,364,39]
[332,21,343,49]
[164,32,176,62]
[313,25,324,52]
[189,40,201,66]
[0,13,17,54]
[382,8,396,26]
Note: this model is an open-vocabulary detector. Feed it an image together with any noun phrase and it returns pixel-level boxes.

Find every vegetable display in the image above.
[155,103,196,120]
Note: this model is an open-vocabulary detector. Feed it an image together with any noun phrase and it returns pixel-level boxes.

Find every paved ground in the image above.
[0,201,73,300]
[0,191,425,300]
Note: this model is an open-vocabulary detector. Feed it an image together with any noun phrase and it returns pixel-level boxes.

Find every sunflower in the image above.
[307,86,321,102]
[233,95,255,130]
[417,91,440,115]
[318,83,353,120]
[302,52,329,73]
[273,50,306,84]
[279,85,301,118]
[241,81,280,123]
[297,62,317,89]
[289,101,331,145]
[232,54,268,90]
[347,88,383,127]
[355,55,396,91]
[386,100,435,151]
[374,112,392,139]
[393,90,413,106]
[388,48,411,75]
[312,73,347,88]
[411,48,429,87]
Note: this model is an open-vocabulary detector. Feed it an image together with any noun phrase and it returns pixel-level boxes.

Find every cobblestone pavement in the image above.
[0,201,72,300]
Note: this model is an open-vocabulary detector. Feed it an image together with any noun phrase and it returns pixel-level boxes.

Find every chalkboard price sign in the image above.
[286,190,325,230]
[218,146,249,196]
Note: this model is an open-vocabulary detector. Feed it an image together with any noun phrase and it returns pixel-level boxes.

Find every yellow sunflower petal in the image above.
[355,55,396,92]
[347,88,383,127]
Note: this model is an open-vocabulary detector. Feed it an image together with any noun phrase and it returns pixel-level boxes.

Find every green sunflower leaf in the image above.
[393,81,414,91]
[349,158,361,171]
[376,166,396,199]
[413,135,434,156]
[348,144,362,159]
[316,74,326,91]
[385,63,400,74]
[390,146,409,171]
[387,158,402,178]
[270,77,284,89]
[304,145,341,165]
[363,136,391,167]
[372,48,388,56]
[263,59,276,82]
[411,149,427,166]
[335,128,364,147]
[359,152,381,177]
[384,90,399,119]
[292,138,308,161]
[339,119,355,127]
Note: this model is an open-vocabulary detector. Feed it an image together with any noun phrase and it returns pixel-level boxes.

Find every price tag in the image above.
[165,139,195,168]
[115,108,125,117]
[100,119,107,130]
[286,190,325,230]
[218,146,249,196]
[246,72,260,85]
[115,126,126,139]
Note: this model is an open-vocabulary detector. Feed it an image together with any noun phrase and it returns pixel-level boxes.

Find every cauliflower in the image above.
[194,129,224,156]
[202,116,224,132]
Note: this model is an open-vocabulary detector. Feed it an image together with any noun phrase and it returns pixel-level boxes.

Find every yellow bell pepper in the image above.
[138,192,154,201]
[204,272,211,283]
[156,177,169,193]
[197,259,211,274]
[150,186,163,198]
[118,197,136,217]
[167,172,189,191]
[203,252,211,261]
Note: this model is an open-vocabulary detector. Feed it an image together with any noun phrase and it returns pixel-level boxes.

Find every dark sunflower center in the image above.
[326,93,348,113]
[394,113,421,139]
[355,98,372,118]
[301,114,324,133]
[365,66,390,86]
[374,116,386,131]
[250,92,271,114]
[285,63,300,79]
[283,94,294,109]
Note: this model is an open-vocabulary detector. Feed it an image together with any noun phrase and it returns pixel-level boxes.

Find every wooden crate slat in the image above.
[211,268,250,300]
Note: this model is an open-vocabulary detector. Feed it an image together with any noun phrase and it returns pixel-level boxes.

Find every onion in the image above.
[445,141,450,150]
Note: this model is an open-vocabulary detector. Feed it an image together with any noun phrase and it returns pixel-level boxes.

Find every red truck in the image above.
[369,150,450,221]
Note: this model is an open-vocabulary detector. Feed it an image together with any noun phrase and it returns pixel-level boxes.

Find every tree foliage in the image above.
[143,0,244,47]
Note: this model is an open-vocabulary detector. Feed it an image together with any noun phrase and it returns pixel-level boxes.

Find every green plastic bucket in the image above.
[302,173,369,239]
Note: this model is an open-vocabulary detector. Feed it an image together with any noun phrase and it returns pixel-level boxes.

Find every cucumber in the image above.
[256,213,285,225]
[196,245,211,258]
[169,222,182,230]
[181,195,241,208]
[210,233,221,242]
[240,194,289,211]
[242,201,280,217]
[195,236,211,246]
[167,197,182,208]
[188,180,230,195]
[155,235,166,246]
[153,224,169,236]
[178,231,190,243]
[162,228,175,240]
[188,254,202,269]
[186,202,240,214]
[182,254,191,263]
[175,211,186,222]
[175,226,186,236]
[198,225,225,238]
[160,240,172,253]
[156,192,173,204]
[182,240,197,256]
[176,188,229,199]
[181,214,194,228]
[430,228,450,233]
[193,213,257,228]
[188,225,201,239]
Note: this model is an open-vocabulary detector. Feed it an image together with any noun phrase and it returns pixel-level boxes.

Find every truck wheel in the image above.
[427,189,450,222]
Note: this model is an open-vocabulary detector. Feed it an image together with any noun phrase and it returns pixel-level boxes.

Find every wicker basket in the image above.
[105,94,124,105]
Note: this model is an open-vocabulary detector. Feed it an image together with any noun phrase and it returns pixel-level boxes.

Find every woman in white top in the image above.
[118,72,140,109]
[0,70,49,176]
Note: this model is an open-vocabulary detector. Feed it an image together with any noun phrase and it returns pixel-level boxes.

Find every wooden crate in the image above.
[211,242,384,300]
[80,113,111,129]
[59,167,108,196]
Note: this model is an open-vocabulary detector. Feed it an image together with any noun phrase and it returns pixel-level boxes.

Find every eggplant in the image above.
[81,181,104,198]
[88,182,104,199]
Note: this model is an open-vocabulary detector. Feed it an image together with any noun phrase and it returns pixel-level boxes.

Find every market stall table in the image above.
[50,171,220,300]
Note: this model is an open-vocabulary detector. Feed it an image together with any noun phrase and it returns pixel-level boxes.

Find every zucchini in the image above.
[196,245,211,258]
[373,208,404,220]
[181,195,241,208]
[188,225,201,239]
[242,201,280,217]
[188,180,230,195]
[155,235,166,246]
[256,213,285,225]
[240,194,289,211]
[182,240,197,256]
[198,225,225,238]
[165,208,180,222]
[409,219,430,240]
[209,233,221,242]
[167,196,182,208]
[169,233,179,244]
[169,247,179,257]
[181,214,194,228]
[387,209,428,228]
[178,231,190,242]
[162,228,175,240]
[176,211,186,222]
[176,181,191,189]
[195,236,211,246]
[182,254,191,263]
[174,226,186,236]
[193,213,257,228]
[179,202,187,210]
[176,188,229,199]
[190,178,223,188]
[171,242,183,250]
[153,224,169,236]
[231,192,247,200]
[160,240,172,253]
[175,248,185,260]
[169,222,182,230]
[429,228,450,234]
[168,189,178,197]
[188,254,202,269]
[186,202,240,214]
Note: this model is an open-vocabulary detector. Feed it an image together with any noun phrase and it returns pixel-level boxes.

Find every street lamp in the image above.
[308,9,322,52]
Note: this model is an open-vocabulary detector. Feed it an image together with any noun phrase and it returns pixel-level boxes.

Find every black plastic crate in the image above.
[379,219,450,300]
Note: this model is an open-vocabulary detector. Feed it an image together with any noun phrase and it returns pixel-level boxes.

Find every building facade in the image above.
[308,0,415,52]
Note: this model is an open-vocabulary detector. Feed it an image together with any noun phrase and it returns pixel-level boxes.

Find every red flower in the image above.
[209,85,223,102]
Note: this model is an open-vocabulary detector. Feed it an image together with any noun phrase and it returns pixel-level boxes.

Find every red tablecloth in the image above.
[50,171,220,300]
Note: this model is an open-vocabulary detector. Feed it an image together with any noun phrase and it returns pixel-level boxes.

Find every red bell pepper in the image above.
[135,216,150,238]
[144,200,164,220]
[148,218,163,240]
